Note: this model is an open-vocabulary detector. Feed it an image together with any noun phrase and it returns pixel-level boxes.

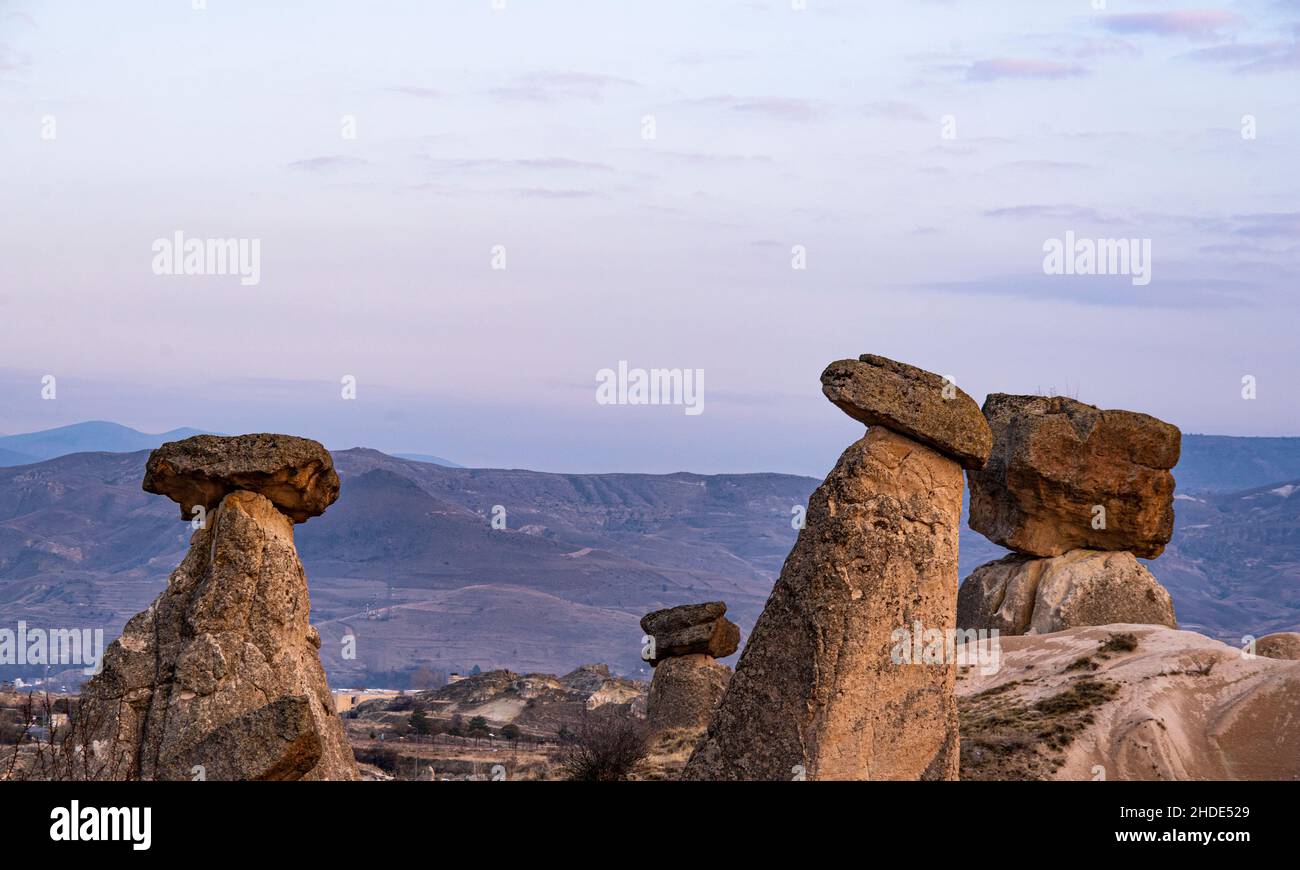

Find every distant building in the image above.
[332,688,401,714]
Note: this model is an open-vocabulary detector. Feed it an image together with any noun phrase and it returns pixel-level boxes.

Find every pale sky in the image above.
[2,0,1298,475]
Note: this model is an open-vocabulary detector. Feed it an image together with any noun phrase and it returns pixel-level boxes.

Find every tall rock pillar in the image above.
[76,434,360,781]
[684,355,990,780]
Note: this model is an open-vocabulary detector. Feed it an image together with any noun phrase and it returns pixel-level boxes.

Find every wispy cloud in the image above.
[996,159,1094,172]
[287,155,367,172]
[486,71,638,102]
[1229,212,1300,239]
[982,203,1120,222]
[966,58,1088,81]
[422,157,614,173]
[1183,40,1300,73]
[910,273,1258,309]
[862,100,928,122]
[682,95,826,121]
[651,151,774,166]
[1097,11,1238,39]
[383,86,443,99]
[512,187,600,200]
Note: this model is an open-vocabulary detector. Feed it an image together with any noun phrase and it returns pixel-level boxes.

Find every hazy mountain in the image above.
[391,453,463,468]
[1,425,1297,688]
[1178,434,1300,494]
[0,448,37,467]
[0,421,209,463]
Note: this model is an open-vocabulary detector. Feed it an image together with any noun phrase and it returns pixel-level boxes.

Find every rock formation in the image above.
[1255,632,1300,661]
[684,356,991,780]
[959,624,1300,781]
[968,394,1179,558]
[144,433,340,524]
[640,601,739,666]
[76,435,359,780]
[821,354,991,469]
[640,602,737,732]
[960,395,1181,635]
[956,550,1176,635]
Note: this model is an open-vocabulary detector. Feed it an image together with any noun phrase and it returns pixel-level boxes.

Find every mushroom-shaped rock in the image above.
[821,354,992,470]
[143,433,340,524]
[640,602,740,665]
[967,394,1180,558]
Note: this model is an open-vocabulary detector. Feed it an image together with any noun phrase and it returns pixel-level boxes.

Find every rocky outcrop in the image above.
[641,603,736,734]
[640,601,739,665]
[968,394,1179,558]
[821,354,991,469]
[958,624,1300,780]
[646,654,732,733]
[1256,632,1300,661]
[77,435,358,780]
[144,433,340,523]
[960,394,1181,637]
[686,357,987,780]
[957,550,1176,635]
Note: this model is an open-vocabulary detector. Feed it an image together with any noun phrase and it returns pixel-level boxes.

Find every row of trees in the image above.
[404,708,525,748]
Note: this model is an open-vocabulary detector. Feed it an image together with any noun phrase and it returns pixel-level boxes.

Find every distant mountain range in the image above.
[0,422,463,469]
[0,422,1297,688]
[0,421,210,466]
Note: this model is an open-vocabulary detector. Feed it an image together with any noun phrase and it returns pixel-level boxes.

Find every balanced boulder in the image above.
[640,601,739,665]
[641,603,736,733]
[821,355,992,469]
[144,433,340,524]
[957,549,1177,635]
[77,436,358,780]
[968,394,1180,558]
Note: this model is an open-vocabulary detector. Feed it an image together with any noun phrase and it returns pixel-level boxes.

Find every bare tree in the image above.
[560,712,648,782]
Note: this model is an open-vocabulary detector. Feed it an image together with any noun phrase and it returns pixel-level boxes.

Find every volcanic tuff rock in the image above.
[685,426,964,780]
[144,433,340,523]
[646,654,732,733]
[640,601,739,665]
[820,354,992,470]
[958,624,1300,781]
[77,486,359,780]
[957,550,1177,636]
[1256,632,1300,661]
[968,394,1180,558]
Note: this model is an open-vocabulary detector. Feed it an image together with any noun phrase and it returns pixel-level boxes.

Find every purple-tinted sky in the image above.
[2,0,1298,475]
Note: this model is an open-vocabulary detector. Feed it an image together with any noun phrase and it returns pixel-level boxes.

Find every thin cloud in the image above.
[383,86,443,99]
[682,95,825,121]
[997,160,1094,172]
[487,71,638,103]
[287,156,367,172]
[966,58,1088,81]
[1183,40,1300,73]
[423,157,614,173]
[1097,11,1238,39]
[512,187,599,200]
[652,151,774,166]
[982,204,1119,223]
[862,100,928,122]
